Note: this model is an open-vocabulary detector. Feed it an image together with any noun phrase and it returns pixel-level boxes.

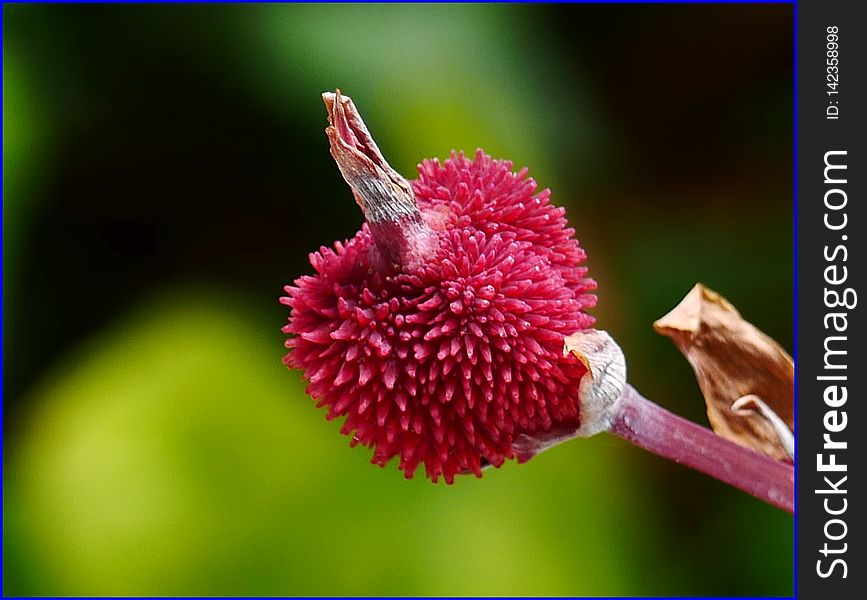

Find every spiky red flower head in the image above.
[281,92,596,482]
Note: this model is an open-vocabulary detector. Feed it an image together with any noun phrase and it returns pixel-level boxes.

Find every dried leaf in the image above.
[653,284,793,461]
[509,329,627,463]
[563,329,627,437]
[732,394,795,459]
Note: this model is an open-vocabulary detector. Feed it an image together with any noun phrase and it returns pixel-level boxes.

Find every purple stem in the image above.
[609,384,794,513]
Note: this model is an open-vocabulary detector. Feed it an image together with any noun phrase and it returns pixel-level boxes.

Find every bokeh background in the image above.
[4,3,793,596]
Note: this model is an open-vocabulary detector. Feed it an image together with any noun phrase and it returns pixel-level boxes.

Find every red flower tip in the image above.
[282,94,596,483]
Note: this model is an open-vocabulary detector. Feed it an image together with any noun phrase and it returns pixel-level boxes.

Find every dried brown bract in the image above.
[654,284,794,461]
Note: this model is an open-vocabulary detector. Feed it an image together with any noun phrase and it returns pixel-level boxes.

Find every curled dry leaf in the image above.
[510,330,627,463]
[563,329,627,437]
[732,394,795,459]
[654,284,794,461]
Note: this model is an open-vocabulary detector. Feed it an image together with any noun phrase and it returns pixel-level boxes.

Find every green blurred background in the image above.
[3,3,793,596]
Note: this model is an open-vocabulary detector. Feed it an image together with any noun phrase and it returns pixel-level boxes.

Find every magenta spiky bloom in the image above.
[281,92,596,482]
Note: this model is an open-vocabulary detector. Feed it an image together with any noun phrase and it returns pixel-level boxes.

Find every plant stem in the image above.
[609,384,794,513]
